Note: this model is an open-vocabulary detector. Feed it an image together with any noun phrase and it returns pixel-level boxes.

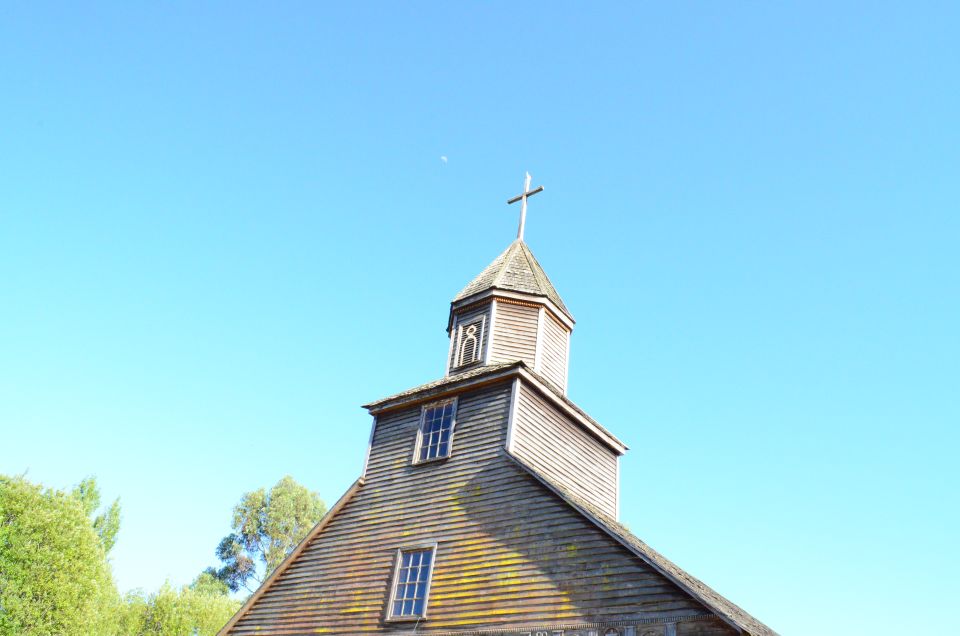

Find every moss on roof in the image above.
[454,240,572,320]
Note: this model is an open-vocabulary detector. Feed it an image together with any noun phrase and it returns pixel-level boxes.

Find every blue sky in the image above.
[1,2,958,633]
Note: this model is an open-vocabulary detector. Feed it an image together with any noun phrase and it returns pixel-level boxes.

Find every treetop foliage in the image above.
[211,475,327,592]
[116,576,238,636]
[0,475,117,636]
[72,476,121,555]
[1,473,321,634]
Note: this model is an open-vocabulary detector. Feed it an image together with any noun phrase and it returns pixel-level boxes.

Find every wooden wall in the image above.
[450,297,570,395]
[539,311,569,392]
[511,381,619,519]
[227,381,722,635]
[676,618,740,635]
[489,299,539,368]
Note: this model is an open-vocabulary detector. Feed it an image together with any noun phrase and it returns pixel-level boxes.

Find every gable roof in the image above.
[221,456,777,636]
[505,452,779,636]
[454,240,572,321]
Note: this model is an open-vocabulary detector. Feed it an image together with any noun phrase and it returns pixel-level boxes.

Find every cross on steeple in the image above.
[507,172,544,242]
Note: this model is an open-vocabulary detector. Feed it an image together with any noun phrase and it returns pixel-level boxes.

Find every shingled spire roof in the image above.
[454,239,573,321]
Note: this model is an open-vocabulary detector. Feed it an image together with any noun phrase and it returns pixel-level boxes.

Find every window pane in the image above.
[417,402,455,462]
[391,548,434,618]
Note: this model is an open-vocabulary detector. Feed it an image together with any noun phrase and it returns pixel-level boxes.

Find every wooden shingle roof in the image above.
[454,240,573,321]
[506,452,779,636]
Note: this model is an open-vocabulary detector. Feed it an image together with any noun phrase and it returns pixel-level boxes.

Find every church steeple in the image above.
[444,174,574,391]
[446,239,574,393]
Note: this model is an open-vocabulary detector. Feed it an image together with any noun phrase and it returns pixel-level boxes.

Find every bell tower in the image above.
[445,175,574,393]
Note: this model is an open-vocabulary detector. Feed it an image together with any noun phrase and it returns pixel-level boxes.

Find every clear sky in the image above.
[1,2,957,633]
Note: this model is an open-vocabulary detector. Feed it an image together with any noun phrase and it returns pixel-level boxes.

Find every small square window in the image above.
[388,546,436,620]
[414,400,456,463]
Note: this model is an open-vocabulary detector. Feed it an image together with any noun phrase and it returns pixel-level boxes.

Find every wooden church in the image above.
[219,178,777,636]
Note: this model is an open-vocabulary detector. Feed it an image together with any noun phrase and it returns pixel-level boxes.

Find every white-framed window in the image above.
[386,544,437,621]
[453,316,485,368]
[413,399,457,463]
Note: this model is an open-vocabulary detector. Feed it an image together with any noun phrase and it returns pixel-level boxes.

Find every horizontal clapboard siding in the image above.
[489,299,539,367]
[539,312,569,392]
[228,381,714,635]
[511,382,618,519]
[677,619,740,635]
[449,303,492,372]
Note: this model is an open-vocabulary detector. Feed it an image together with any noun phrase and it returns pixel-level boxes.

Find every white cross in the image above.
[507,172,544,241]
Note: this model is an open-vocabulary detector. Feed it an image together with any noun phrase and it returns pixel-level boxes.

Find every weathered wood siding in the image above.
[625,618,735,636]
[539,311,569,392]
[676,618,740,635]
[489,299,539,367]
[228,381,720,635]
[448,302,492,373]
[511,382,619,519]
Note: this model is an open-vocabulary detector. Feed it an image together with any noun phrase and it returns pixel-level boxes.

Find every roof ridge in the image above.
[491,240,522,289]
[519,241,552,297]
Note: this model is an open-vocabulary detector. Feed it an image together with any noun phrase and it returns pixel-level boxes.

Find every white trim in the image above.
[615,455,621,521]
[444,314,457,376]
[484,299,498,364]
[533,306,546,372]
[505,377,521,453]
[452,315,486,369]
[412,397,459,465]
[385,542,439,622]
[563,326,571,394]
[361,416,378,479]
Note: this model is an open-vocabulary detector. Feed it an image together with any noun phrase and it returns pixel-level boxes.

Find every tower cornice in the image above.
[362,361,628,455]
[446,289,575,334]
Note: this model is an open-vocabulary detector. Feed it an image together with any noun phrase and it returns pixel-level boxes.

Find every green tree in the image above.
[116,574,240,636]
[0,475,118,636]
[212,475,326,592]
[71,476,122,554]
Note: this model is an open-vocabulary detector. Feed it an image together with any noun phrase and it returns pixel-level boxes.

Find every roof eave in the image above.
[517,366,627,454]
[448,288,576,333]
[363,362,627,455]
[505,452,779,636]
[363,363,523,413]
